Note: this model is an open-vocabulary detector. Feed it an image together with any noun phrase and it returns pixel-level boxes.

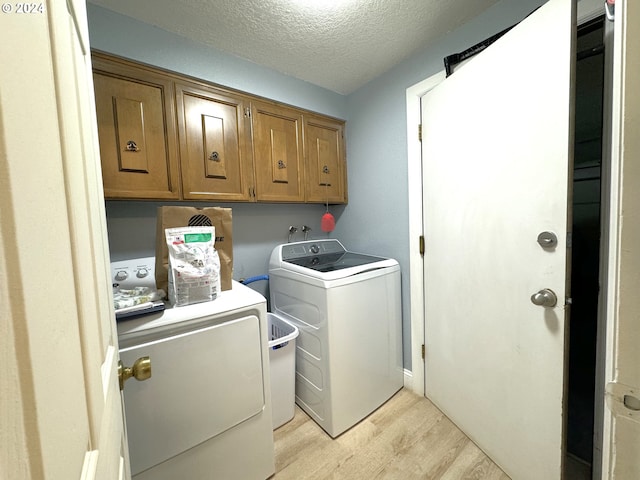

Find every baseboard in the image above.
[403,369,421,394]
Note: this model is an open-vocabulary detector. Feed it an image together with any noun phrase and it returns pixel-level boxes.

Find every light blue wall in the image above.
[87,5,346,118]
[105,201,332,302]
[88,0,546,370]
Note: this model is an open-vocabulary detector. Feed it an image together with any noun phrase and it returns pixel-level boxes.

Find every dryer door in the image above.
[120,314,265,476]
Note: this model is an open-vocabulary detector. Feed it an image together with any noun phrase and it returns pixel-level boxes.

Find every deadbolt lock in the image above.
[118,356,152,391]
[537,231,558,249]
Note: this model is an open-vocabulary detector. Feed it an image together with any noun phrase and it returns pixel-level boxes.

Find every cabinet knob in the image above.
[322,165,330,174]
[277,159,286,169]
[125,140,140,152]
[209,151,220,162]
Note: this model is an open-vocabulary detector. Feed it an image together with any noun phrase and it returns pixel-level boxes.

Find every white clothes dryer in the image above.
[269,239,403,438]
[116,276,275,480]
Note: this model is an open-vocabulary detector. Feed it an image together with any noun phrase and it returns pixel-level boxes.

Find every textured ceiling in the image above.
[88,0,500,95]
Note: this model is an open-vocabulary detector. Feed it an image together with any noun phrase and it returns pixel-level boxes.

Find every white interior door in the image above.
[0,1,128,478]
[421,1,574,479]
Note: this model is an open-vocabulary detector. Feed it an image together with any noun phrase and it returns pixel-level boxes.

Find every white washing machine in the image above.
[113,259,275,480]
[268,239,403,438]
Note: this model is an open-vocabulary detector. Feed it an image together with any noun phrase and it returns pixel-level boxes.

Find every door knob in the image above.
[118,356,152,391]
[530,289,557,308]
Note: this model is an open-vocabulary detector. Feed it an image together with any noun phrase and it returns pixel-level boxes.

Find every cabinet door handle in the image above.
[322,165,330,174]
[277,159,286,169]
[209,151,220,162]
[125,140,140,152]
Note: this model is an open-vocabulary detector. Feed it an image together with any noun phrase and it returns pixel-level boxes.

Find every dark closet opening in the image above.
[566,15,605,479]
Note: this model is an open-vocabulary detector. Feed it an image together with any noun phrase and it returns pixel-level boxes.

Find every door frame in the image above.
[406,0,610,469]
[405,70,446,395]
[600,0,640,477]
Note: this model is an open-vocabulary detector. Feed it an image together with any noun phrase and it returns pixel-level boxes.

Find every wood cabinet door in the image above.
[251,101,304,202]
[304,115,347,204]
[176,83,253,201]
[93,61,180,199]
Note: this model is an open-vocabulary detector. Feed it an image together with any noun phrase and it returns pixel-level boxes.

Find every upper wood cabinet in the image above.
[91,52,347,204]
[251,101,304,202]
[175,82,253,202]
[92,54,180,199]
[304,115,347,204]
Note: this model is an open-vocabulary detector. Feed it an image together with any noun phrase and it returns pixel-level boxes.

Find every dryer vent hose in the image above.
[241,275,269,285]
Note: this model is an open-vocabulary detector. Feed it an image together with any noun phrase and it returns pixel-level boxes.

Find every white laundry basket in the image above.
[267,313,299,430]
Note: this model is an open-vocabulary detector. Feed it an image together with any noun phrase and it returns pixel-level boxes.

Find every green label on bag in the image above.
[184,233,212,243]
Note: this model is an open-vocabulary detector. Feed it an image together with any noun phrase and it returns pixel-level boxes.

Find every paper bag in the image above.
[156,206,233,293]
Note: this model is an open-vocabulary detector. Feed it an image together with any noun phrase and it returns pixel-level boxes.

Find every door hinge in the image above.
[421,344,425,360]
[244,107,251,118]
[419,235,425,256]
[418,124,422,142]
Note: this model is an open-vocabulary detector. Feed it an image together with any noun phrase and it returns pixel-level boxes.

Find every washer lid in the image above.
[275,239,397,280]
[285,251,388,273]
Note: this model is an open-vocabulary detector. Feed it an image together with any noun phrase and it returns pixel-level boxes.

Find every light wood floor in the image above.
[272,388,510,480]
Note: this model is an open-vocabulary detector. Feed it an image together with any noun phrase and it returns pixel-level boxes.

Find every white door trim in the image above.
[405,70,446,395]
[601,0,640,477]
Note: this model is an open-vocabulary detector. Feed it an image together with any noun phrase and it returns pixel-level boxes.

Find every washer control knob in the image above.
[309,244,320,254]
[115,270,128,281]
[136,268,149,278]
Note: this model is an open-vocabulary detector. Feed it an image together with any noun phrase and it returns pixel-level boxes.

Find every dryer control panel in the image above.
[111,256,156,290]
